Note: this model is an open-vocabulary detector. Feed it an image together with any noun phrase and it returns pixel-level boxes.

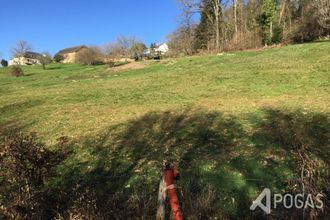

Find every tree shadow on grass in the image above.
[5,108,328,219]
[46,66,64,70]
[246,109,329,219]
[0,100,44,138]
[54,110,247,219]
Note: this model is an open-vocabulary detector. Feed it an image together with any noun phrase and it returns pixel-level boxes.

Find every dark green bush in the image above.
[1,59,8,67]
[53,54,64,63]
[91,60,105,65]
[272,26,283,44]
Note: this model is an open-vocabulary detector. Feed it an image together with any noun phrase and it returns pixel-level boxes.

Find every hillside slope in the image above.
[0,42,329,142]
[0,42,329,219]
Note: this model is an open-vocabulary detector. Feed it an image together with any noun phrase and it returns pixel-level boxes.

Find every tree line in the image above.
[168,0,330,55]
[1,1,329,65]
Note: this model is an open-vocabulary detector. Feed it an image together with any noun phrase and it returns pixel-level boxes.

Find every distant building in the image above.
[9,51,42,66]
[154,43,169,55]
[55,45,89,63]
[144,43,169,58]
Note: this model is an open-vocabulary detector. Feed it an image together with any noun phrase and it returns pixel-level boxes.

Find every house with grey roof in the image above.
[9,51,42,66]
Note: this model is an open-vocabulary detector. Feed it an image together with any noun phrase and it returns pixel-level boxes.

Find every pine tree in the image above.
[194,0,223,51]
[194,0,214,50]
[261,0,278,44]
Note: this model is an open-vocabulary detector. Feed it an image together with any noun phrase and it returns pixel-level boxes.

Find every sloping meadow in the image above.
[0,42,329,219]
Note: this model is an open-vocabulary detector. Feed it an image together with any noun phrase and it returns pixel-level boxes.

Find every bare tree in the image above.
[171,0,197,55]
[313,0,330,29]
[168,23,196,56]
[278,0,289,25]
[178,0,229,51]
[211,0,222,50]
[117,36,132,53]
[178,0,201,13]
[11,40,32,58]
[39,52,52,70]
[130,42,147,60]
[105,42,124,58]
[105,36,144,58]
[233,0,238,33]
[76,47,104,65]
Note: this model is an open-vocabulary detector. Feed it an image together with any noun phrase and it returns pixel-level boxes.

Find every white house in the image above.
[9,51,42,66]
[154,43,169,55]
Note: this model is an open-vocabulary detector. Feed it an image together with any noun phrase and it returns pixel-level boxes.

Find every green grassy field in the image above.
[0,42,329,219]
[0,42,329,143]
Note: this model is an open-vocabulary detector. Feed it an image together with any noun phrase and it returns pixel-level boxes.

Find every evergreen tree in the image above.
[257,0,279,45]
[1,59,8,67]
[194,0,215,50]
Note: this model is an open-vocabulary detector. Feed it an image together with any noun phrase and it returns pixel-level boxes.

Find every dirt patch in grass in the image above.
[107,61,149,72]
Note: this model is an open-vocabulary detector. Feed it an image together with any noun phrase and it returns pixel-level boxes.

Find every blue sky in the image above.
[0,0,182,60]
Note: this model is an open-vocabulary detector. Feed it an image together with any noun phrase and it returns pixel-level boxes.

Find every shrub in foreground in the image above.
[10,65,24,77]
[0,133,71,219]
